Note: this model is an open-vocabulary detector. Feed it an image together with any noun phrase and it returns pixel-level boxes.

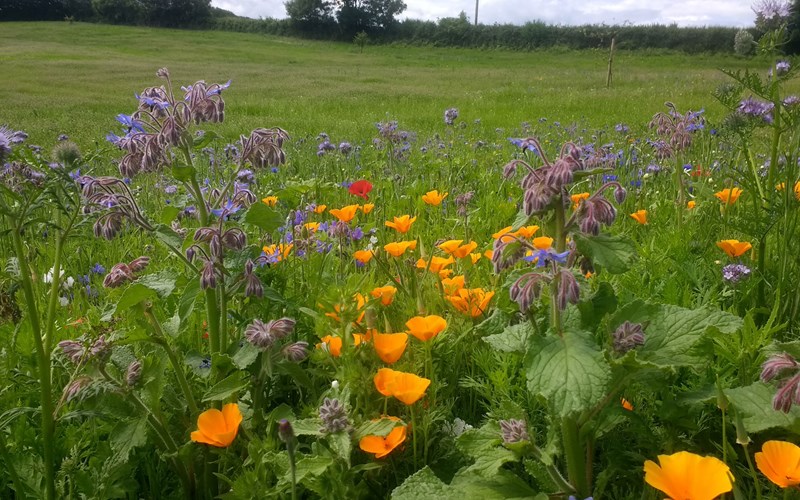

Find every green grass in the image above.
[0,21,783,149]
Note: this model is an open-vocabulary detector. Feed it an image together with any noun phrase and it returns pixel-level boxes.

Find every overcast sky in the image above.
[211,0,755,27]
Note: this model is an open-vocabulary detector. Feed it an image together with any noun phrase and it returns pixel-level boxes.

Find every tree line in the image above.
[2,0,800,55]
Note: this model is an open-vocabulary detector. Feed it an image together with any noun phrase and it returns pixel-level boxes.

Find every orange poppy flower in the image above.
[374,367,400,396]
[621,398,633,411]
[329,204,360,223]
[441,275,466,296]
[262,243,293,262]
[359,422,407,458]
[446,288,495,318]
[514,225,540,239]
[440,240,478,259]
[644,451,733,500]
[370,285,397,306]
[416,256,455,274]
[373,332,408,364]
[385,215,417,234]
[469,253,482,264]
[716,239,752,258]
[354,249,374,264]
[492,226,514,240]
[262,196,278,207]
[687,200,696,210]
[318,335,343,357]
[422,190,448,206]
[630,210,648,225]
[304,222,320,232]
[755,440,800,488]
[405,315,447,342]
[532,236,554,250]
[191,403,242,447]
[323,293,366,324]
[361,203,375,214]
[483,250,494,260]
[571,192,590,208]
[437,239,463,254]
[314,204,327,214]
[715,187,743,205]
[384,240,417,257]
[389,371,431,405]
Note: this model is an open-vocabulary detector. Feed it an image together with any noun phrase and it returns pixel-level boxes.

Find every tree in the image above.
[141,0,211,27]
[285,0,335,25]
[336,0,406,36]
[786,0,800,54]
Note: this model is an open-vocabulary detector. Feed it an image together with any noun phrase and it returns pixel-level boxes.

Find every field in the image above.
[2,21,800,500]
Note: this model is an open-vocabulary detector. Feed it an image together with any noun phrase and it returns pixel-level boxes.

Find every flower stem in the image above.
[562,416,589,497]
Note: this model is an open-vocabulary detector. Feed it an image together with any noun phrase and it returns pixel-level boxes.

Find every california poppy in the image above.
[361,203,375,214]
[406,315,447,342]
[318,335,343,357]
[370,285,397,306]
[492,226,514,239]
[329,204,360,223]
[263,243,293,262]
[314,204,327,214]
[349,180,373,200]
[514,225,540,239]
[571,192,590,208]
[687,200,696,210]
[437,239,464,254]
[304,222,320,232]
[416,256,455,274]
[441,275,466,296]
[422,190,448,206]
[373,332,408,364]
[630,210,648,225]
[621,398,634,411]
[389,371,431,405]
[359,421,407,458]
[644,451,733,500]
[385,215,417,234]
[755,440,800,488]
[532,236,554,250]
[354,249,374,264]
[191,403,242,447]
[438,240,477,259]
[715,187,743,205]
[447,288,495,318]
[374,367,400,396]
[262,196,278,207]
[384,240,417,257]
[716,239,752,258]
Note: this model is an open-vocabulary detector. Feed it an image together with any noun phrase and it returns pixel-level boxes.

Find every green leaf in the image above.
[110,416,149,462]
[103,284,155,320]
[243,203,283,234]
[202,371,248,402]
[573,233,637,274]
[449,469,542,499]
[159,206,181,225]
[525,330,611,417]
[577,281,617,329]
[193,130,220,149]
[456,421,502,459]
[391,467,452,500]
[178,279,201,324]
[292,418,323,436]
[510,209,531,231]
[153,223,185,250]
[483,323,532,354]
[328,431,352,465]
[287,455,334,485]
[172,164,195,182]
[232,343,259,369]
[725,382,800,434]
[353,418,404,440]
[636,304,743,369]
[137,270,177,298]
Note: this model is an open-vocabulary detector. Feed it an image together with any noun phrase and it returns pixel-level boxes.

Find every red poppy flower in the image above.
[349,180,373,200]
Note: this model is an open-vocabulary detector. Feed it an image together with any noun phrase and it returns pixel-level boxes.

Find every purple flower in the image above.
[614,123,630,134]
[508,138,538,153]
[339,142,352,155]
[738,97,774,124]
[776,60,790,76]
[722,264,751,284]
[115,113,145,133]
[523,248,570,267]
[499,419,529,444]
[444,107,459,126]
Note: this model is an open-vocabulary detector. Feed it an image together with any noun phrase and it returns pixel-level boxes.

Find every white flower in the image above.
[331,380,339,390]
[59,296,69,307]
[63,276,75,289]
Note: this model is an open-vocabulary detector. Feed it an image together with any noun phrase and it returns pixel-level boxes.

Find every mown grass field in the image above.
[0,21,779,149]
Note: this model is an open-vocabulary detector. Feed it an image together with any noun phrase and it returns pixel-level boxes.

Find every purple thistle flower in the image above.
[319,398,350,433]
[499,419,530,444]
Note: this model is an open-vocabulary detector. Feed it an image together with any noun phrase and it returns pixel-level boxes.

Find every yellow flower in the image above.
[715,187,743,205]
[191,403,242,447]
[353,249,374,265]
[483,250,494,260]
[532,236,554,250]
[370,285,397,306]
[373,332,408,364]
[262,243,293,262]
[361,203,375,214]
[716,239,752,258]
[687,200,696,210]
[262,196,278,207]
[755,440,800,488]
[329,204,360,223]
[469,253,481,264]
[317,335,343,357]
[303,222,320,232]
[492,226,514,239]
[644,451,733,500]
[385,215,417,234]
[384,240,417,257]
[359,421,407,458]
[570,192,590,208]
[389,371,431,405]
[416,256,454,274]
[630,210,648,225]
[422,190,448,206]
[446,288,495,318]
[314,204,327,214]
[514,225,540,239]
[405,315,447,342]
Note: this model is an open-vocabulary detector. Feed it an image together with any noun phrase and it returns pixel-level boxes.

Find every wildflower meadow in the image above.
[3,20,800,500]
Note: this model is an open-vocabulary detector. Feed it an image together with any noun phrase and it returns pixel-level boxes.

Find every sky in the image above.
[210,0,756,27]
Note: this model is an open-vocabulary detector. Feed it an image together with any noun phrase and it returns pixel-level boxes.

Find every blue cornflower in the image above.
[210,200,240,218]
[92,263,106,274]
[115,114,145,133]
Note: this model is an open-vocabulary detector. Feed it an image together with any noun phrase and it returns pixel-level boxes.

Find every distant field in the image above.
[0,22,782,148]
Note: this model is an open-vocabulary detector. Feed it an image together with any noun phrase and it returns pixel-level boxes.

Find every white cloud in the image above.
[211,0,755,27]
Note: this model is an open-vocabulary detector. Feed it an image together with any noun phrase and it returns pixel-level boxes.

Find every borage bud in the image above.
[222,228,246,250]
[128,256,150,272]
[612,321,645,354]
[282,341,309,362]
[499,419,530,444]
[278,419,295,444]
[63,376,92,402]
[556,270,581,311]
[58,340,86,364]
[267,317,296,340]
[244,319,274,349]
[614,185,627,204]
[89,334,111,363]
[761,353,800,382]
[186,246,196,263]
[126,359,143,386]
[772,373,800,413]
[319,397,350,434]
[200,259,216,289]
[245,273,263,298]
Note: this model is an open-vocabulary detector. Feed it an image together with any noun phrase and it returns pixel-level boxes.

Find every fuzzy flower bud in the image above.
[319,398,350,434]
[126,359,143,386]
[267,317,296,340]
[128,256,150,272]
[278,419,295,444]
[612,321,645,354]
[282,341,309,362]
[63,376,92,402]
[244,319,274,349]
[58,340,86,364]
[200,259,216,289]
[499,419,530,444]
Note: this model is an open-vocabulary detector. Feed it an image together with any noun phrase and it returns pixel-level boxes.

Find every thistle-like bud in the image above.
[200,259,216,289]
[268,317,296,340]
[128,256,150,272]
[613,185,627,204]
[612,321,645,354]
[58,340,86,364]
[509,272,549,313]
[499,419,530,444]
[278,419,295,444]
[89,334,111,363]
[126,359,143,386]
[245,273,263,298]
[282,341,309,362]
[102,263,135,288]
[244,319,274,349]
[761,353,800,382]
[186,246,197,263]
[319,398,350,434]
[221,228,246,250]
[556,270,581,311]
[156,67,170,79]
[63,376,92,402]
